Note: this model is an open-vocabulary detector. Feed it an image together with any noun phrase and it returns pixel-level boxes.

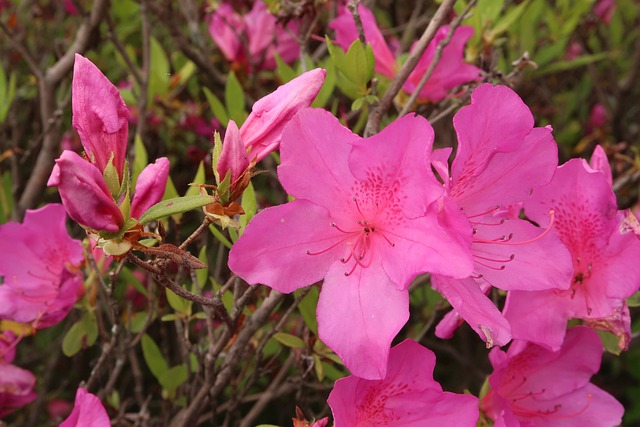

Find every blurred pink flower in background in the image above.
[594,0,616,24]
[209,1,299,71]
[0,331,37,417]
[481,327,624,427]
[0,204,84,329]
[328,339,479,426]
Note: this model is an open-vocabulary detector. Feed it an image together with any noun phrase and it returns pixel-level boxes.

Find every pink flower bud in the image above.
[130,157,170,219]
[217,120,249,185]
[72,54,130,179]
[48,150,124,233]
[239,69,326,162]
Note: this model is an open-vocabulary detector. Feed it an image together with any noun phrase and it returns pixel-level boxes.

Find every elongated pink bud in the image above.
[239,68,326,162]
[217,120,249,185]
[48,150,123,233]
[72,54,130,178]
[130,157,170,219]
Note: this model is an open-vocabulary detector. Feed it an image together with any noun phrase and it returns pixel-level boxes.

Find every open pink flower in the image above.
[209,1,299,71]
[229,109,473,379]
[481,327,624,427]
[49,55,169,233]
[59,388,110,427]
[430,84,572,347]
[328,339,479,426]
[504,147,640,350]
[330,4,481,102]
[0,204,84,329]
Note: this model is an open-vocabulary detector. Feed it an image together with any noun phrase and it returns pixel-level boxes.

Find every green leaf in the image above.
[138,194,213,224]
[628,291,640,307]
[314,353,325,381]
[0,172,14,224]
[297,287,319,335]
[212,131,223,183]
[209,224,233,249]
[311,59,336,108]
[225,72,246,126]
[196,246,209,289]
[489,0,530,39]
[119,266,149,297]
[141,334,169,380]
[203,87,229,128]
[597,330,622,356]
[185,162,206,198]
[132,134,148,183]
[129,311,149,333]
[62,312,98,357]
[273,332,305,348]
[148,37,170,103]
[166,287,192,315]
[477,0,505,24]
[103,156,121,198]
[0,63,16,124]
[107,390,120,410]
[344,40,373,94]
[274,54,297,83]
[159,364,188,391]
[239,182,256,234]
[174,60,196,87]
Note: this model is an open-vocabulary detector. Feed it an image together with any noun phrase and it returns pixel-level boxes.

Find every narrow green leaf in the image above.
[203,87,229,128]
[166,287,192,315]
[313,354,325,381]
[148,37,170,103]
[274,54,297,83]
[141,334,169,380]
[209,225,233,249]
[225,72,246,126]
[489,0,530,38]
[196,246,209,289]
[138,194,213,224]
[185,162,206,198]
[0,172,14,224]
[273,332,305,349]
[212,131,223,184]
[536,52,610,75]
[297,287,319,335]
[132,134,148,183]
[239,182,256,234]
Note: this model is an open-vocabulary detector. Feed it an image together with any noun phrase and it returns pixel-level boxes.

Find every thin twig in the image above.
[347,0,366,45]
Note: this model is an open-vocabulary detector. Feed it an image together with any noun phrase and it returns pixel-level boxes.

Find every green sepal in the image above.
[217,171,232,205]
[212,131,223,184]
[103,155,122,198]
[119,188,131,222]
[137,195,214,225]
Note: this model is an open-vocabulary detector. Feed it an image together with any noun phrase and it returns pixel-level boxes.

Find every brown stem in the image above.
[347,0,366,45]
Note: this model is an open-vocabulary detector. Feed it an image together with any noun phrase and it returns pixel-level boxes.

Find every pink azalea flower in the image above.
[594,0,616,24]
[481,327,624,427]
[330,4,481,102]
[430,84,573,347]
[504,146,640,350]
[0,204,84,329]
[328,339,479,426]
[59,388,110,427]
[49,55,170,233]
[229,109,473,379]
[239,68,326,163]
[208,1,299,71]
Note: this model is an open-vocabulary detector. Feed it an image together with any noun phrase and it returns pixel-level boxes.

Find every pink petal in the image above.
[72,54,129,177]
[130,157,170,219]
[228,200,345,293]
[589,145,612,186]
[348,113,443,219]
[0,364,37,416]
[471,218,572,291]
[593,228,640,299]
[208,3,243,61]
[404,26,481,101]
[380,201,474,288]
[453,126,558,213]
[244,1,275,58]
[329,5,397,79]
[278,108,359,225]
[431,275,511,346]
[317,261,409,379]
[49,151,123,232]
[240,69,326,162]
[503,290,570,351]
[216,120,249,185]
[451,84,534,186]
[431,147,452,185]
[59,388,110,427]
